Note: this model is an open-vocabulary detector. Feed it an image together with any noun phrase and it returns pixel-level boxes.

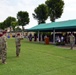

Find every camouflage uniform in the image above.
[1,31,7,64]
[0,33,3,59]
[15,33,22,57]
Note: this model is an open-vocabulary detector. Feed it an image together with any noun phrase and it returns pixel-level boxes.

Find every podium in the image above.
[44,37,49,44]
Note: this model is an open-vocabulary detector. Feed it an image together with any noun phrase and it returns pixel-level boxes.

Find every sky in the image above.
[0,0,76,29]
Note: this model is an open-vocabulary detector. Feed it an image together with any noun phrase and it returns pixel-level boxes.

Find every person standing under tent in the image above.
[69,32,75,50]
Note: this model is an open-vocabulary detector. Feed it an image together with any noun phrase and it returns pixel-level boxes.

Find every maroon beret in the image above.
[0,33,3,37]
[2,30,7,34]
[17,33,20,36]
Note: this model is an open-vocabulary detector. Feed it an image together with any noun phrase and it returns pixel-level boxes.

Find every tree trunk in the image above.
[10,26,12,38]
[22,26,24,36]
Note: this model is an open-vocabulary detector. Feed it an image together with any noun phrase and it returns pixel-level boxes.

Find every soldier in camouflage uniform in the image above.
[15,33,22,57]
[0,32,6,64]
[0,32,3,60]
[2,30,7,64]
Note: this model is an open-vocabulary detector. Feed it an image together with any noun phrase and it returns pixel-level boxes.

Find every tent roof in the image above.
[28,19,76,31]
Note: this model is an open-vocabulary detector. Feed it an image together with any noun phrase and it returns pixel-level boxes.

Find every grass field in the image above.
[0,38,76,75]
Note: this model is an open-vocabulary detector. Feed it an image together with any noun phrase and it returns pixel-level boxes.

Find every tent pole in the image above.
[38,31,39,42]
[41,33,42,41]
[53,29,55,44]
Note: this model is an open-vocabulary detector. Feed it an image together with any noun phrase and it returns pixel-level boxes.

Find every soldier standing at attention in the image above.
[2,30,7,64]
[0,32,3,60]
[0,32,6,64]
[15,33,22,57]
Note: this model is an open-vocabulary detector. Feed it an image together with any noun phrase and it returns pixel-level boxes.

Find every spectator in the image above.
[29,33,32,41]
[61,36,64,42]
[69,32,75,50]
[57,36,61,43]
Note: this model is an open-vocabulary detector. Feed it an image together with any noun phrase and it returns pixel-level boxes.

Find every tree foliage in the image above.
[45,0,64,22]
[33,4,48,24]
[0,22,5,29]
[15,26,22,31]
[0,16,16,30]
[3,16,16,28]
[17,11,29,36]
[11,21,18,31]
[17,11,29,29]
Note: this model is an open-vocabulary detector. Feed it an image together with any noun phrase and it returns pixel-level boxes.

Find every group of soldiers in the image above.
[0,30,23,64]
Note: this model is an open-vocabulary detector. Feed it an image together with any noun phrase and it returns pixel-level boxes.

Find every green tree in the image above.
[15,27,22,31]
[33,4,48,24]
[45,0,64,22]
[4,16,16,28]
[17,11,29,31]
[11,21,18,31]
[0,22,5,29]
[4,16,16,32]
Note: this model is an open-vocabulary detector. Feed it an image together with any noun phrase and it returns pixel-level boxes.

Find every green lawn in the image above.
[0,38,76,75]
